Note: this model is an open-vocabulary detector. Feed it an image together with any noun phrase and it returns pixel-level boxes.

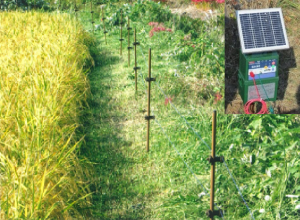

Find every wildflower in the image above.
[198,192,206,198]
[214,92,222,104]
[266,169,271,177]
[191,45,195,48]
[259,209,265,213]
[164,97,172,106]
[229,144,234,150]
[265,195,271,201]
[296,204,300,210]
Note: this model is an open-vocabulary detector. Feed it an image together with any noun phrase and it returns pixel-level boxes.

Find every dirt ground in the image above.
[225,0,300,114]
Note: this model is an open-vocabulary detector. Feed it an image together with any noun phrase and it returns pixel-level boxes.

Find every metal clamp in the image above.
[91,11,94,13]
[102,17,106,20]
[133,42,140,46]
[133,67,141,71]
[120,22,125,25]
[145,77,156,82]
[75,9,79,12]
[145,116,155,120]
[127,27,132,30]
[104,31,108,34]
[206,209,223,218]
[119,38,124,41]
[128,47,133,50]
[91,21,95,24]
[207,156,224,165]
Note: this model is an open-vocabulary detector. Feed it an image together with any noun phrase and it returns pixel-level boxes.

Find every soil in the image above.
[166,0,221,20]
[225,0,300,114]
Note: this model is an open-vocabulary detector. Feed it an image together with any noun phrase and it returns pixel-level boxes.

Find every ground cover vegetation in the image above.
[0,0,300,219]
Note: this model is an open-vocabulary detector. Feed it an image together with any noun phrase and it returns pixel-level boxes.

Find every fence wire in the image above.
[138,43,255,220]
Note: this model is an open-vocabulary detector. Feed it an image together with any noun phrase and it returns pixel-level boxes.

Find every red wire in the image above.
[244,73,268,114]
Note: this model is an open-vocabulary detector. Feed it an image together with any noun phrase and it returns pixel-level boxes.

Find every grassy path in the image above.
[80,21,212,219]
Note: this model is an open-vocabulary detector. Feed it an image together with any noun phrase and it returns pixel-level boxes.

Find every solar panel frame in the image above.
[236,8,289,54]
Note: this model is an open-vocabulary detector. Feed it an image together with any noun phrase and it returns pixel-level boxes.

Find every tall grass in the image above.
[0,11,95,219]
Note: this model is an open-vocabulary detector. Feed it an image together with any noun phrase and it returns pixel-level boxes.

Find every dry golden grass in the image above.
[0,11,95,219]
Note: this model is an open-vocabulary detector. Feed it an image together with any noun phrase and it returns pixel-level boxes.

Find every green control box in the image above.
[238,71,279,103]
[239,50,279,80]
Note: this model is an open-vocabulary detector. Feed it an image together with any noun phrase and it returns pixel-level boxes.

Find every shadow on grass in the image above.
[80,46,146,219]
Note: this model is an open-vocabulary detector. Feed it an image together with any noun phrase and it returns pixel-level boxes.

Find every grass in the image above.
[0,11,96,219]
[77,1,300,219]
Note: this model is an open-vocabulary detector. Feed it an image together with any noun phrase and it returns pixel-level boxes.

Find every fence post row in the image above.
[102,7,108,45]
[206,110,224,220]
[127,17,133,66]
[119,10,124,56]
[133,28,140,91]
[145,48,155,152]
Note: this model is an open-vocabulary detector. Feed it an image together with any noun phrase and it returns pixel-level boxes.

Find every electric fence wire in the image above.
[139,45,211,151]
[137,45,224,219]
[138,44,255,220]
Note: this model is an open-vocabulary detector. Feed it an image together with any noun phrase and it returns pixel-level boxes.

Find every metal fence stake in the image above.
[119,10,124,56]
[91,1,94,33]
[206,110,224,219]
[145,48,156,152]
[133,28,140,91]
[102,7,107,45]
[127,17,133,66]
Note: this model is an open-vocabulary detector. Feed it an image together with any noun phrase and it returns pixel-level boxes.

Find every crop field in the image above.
[0,0,300,219]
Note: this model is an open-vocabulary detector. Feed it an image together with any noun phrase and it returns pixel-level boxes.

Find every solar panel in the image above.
[236,8,289,54]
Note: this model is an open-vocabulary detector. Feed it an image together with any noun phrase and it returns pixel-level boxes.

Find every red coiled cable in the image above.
[244,72,268,114]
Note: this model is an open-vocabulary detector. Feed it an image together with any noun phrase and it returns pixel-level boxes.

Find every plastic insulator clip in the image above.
[145,77,156,82]
[145,116,155,120]
[207,156,224,164]
[104,31,108,34]
[127,27,132,30]
[206,209,223,218]
[91,11,94,13]
[120,22,125,25]
[133,67,141,71]
[102,17,106,20]
[119,39,124,41]
[75,9,79,12]
[133,42,140,46]
[128,47,133,50]
[91,21,95,24]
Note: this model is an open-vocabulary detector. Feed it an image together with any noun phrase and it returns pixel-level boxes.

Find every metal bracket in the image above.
[206,209,223,218]
[207,156,224,165]
[128,47,133,50]
[133,67,141,71]
[133,42,140,46]
[119,39,124,41]
[145,77,156,82]
[145,116,155,120]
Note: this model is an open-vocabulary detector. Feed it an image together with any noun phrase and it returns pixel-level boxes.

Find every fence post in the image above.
[91,1,94,33]
[145,48,156,152]
[206,110,224,219]
[133,28,140,91]
[119,10,124,56]
[127,17,133,66]
[74,1,78,21]
[102,7,108,45]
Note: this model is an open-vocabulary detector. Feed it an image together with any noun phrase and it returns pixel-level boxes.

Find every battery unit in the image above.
[239,50,279,80]
[238,72,279,103]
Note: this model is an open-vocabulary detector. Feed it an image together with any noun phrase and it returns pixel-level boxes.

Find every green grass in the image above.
[76,2,300,219]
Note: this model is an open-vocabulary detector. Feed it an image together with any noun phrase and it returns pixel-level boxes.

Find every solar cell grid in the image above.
[236,8,289,53]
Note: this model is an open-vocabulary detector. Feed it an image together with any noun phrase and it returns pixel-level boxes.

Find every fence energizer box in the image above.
[239,51,279,80]
[238,72,279,103]
[236,8,290,105]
